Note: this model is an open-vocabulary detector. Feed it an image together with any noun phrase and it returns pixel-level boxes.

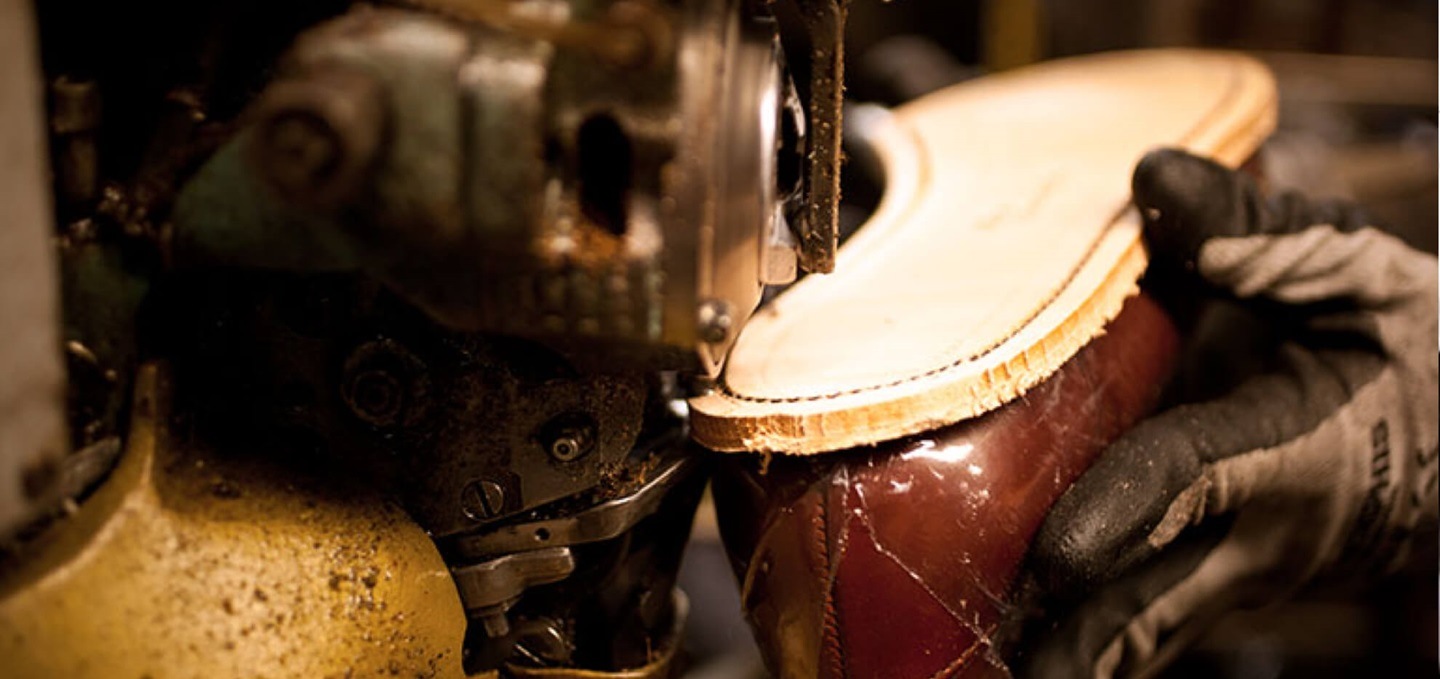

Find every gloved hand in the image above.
[1018,148,1439,678]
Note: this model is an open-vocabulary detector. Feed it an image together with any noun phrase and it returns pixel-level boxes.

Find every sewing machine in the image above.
[0,1,1283,676]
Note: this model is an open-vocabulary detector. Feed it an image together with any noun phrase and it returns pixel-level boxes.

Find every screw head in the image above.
[461,479,507,521]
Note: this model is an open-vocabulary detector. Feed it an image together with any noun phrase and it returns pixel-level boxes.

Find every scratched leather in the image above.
[713,293,1180,678]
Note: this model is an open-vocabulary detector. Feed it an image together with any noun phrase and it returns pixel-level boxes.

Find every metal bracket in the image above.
[452,546,577,637]
[450,454,698,560]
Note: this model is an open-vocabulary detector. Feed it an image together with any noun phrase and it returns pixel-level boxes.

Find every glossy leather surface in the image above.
[712,293,1180,678]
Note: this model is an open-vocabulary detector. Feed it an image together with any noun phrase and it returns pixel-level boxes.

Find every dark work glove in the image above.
[1019,148,1439,678]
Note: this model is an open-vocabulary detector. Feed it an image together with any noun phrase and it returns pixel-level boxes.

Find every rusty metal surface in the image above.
[772,0,847,274]
[170,6,685,361]
[150,267,702,672]
[171,0,812,372]
[162,271,652,540]
[0,364,468,678]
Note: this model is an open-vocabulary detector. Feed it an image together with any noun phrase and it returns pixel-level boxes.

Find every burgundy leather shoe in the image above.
[712,293,1180,678]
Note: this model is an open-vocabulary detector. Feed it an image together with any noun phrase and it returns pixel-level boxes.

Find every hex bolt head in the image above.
[461,479,507,521]
[340,339,428,429]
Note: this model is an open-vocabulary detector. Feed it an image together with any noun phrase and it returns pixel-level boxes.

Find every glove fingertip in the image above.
[1031,497,1156,595]
[1132,148,1225,211]
[1028,521,1105,594]
[1028,423,1207,597]
[1132,148,1242,265]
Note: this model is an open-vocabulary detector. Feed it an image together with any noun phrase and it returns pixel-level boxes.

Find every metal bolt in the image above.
[341,339,427,429]
[246,67,384,210]
[697,299,733,344]
[260,112,341,195]
[346,369,402,426]
[538,414,597,463]
[462,479,507,521]
[548,435,583,462]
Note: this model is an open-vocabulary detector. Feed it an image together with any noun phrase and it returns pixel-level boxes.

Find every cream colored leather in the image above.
[690,49,1276,455]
